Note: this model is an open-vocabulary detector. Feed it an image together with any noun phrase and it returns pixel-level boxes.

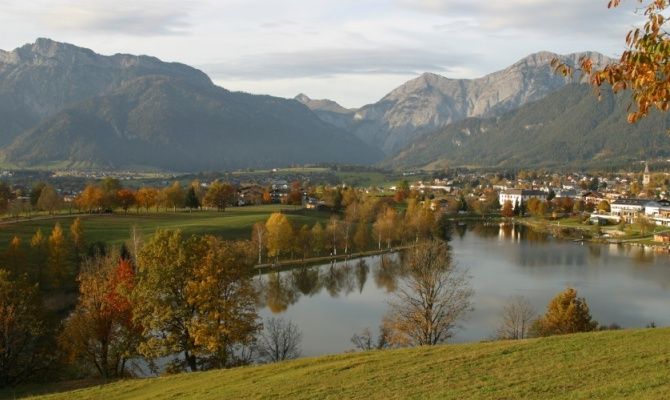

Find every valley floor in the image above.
[19,328,670,400]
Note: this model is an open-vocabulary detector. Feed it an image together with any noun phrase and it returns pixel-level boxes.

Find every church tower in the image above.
[643,162,651,187]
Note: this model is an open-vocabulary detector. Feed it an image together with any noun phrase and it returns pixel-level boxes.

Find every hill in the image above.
[19,328,670,399]
[385,83,670,170]
[0,39,382,171]
[299,52,612,154]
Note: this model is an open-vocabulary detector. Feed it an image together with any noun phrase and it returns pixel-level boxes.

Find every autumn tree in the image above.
[77,184,104,212]
[311,222,325,256]
[404,199,434,243]
[251,222,267,264]
[285,181,303,206]
[384,240,473,346]
[2,237,25,278]
[0,182,15,214]
[496,295,537,340]
[117,189,136,214]
[135,187,158,213]
[163,182,186,212]
[37,185,62,215]
[133,230,201,372]
[48,223,71,289]
[351,326,390,351]
[0,270,55,388]
[203,181,236,211]
[501,200,514,218]
[638,213,656,235]
[353,221,370,251]
[186,237,259,369]
[326,215,344,256]
[373,206,398,249]
[257,317,302,363]
[59,253,140,379]
[555,0,670,123]
[265,213,293,261]
[30,229,47,285]
[70,217,86,259]
[531,288,597,337]
[295,224,312,260]
[597,200,611,213]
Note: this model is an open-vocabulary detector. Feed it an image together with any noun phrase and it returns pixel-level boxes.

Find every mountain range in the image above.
[295,51,613,155]
[384,83,670,170]
[0,39,666,172]
[0,38,382,171]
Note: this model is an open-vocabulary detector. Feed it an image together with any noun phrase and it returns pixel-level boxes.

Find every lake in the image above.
[256,223,670,357]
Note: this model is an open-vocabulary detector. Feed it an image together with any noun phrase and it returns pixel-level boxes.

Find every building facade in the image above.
[499,189,547,210]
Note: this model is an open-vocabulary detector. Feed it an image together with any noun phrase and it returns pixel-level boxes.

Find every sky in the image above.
[0,0,644,108]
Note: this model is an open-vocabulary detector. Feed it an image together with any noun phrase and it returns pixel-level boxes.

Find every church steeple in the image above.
[643,162,651,186]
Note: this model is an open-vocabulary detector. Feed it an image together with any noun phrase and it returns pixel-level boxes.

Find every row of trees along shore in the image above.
[255,197,450,264]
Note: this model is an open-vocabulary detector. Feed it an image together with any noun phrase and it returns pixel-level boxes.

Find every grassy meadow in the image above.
[0,205,331,247]
[14,328,670,400]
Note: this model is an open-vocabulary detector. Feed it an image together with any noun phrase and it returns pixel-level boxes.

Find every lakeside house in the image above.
[498,189,547,209]
[609,198,670,226]
[610,198,651,223]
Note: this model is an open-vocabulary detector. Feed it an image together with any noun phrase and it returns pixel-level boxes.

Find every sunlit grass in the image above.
[19,328,670,400]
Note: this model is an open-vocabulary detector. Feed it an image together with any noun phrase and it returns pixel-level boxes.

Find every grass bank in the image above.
[18,328,670,400]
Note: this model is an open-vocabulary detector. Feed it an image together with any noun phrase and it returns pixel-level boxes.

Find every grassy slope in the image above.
[0,205,330,246]
[26,328,670,400]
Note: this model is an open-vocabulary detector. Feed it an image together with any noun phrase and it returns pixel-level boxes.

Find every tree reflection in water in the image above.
[256,254,404,313]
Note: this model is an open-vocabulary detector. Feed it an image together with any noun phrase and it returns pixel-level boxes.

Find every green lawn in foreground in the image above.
[18,328,670,400]
[0,205,331,246]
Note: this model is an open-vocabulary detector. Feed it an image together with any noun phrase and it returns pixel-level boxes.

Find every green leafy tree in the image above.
[185,187,200,211]
[100,178,122,210]
[29,182,46,208]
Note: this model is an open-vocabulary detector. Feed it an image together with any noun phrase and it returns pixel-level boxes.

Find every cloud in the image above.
[201,47,479,80]
[397,0,638,37]
[13,1,193,36]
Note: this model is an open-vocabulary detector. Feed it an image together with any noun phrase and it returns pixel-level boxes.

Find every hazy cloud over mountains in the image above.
[202,48,478,80]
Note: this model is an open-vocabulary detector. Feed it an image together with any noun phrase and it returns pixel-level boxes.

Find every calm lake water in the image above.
[256,223,670,357]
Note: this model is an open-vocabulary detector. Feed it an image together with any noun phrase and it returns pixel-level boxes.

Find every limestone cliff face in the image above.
[298,51,613,154]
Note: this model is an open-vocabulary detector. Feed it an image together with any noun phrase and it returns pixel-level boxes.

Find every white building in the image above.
[499,189,547,209]
[610,198,651,223]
